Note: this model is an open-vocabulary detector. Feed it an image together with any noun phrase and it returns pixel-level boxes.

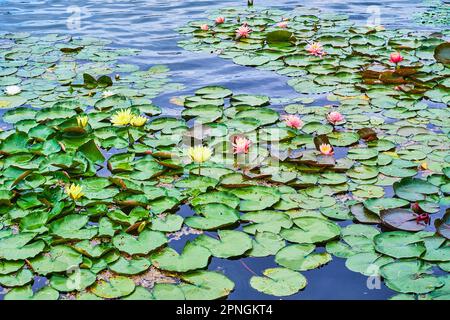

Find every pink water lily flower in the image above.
[389,52,403,64]
[327,111,345,125]
[232,136,251,154]
[319,144,334,156]
[200,24,209,31]
[277,21,288,28]
[306,42,325,56]
[215,16,225,24]
[235,25,252,39]
[284,115,303,129]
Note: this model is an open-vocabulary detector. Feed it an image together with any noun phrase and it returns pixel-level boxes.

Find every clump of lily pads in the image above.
[413,0,450,27]
[0,77,449,299]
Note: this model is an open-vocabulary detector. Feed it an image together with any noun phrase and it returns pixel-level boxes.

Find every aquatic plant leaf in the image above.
[151,241,211,272]
[112,230,167,255]
[150,214,184,232]
[434,42,450,64]
[50,214,98,240]
[275,244,332,271]
[380,260,444,294]
[50,269,97,292]
[241,210,293,234]
[380,208,426,231]
[29,245,83,276]
[230,186,281,211]
[179,271,235,300]
[0,268,33,287]
[175,175,219,192]
[250,268,307,297]
[280,217,340,244]
[191,191,240,208]
[185,203,240,230]
[363,198,409,215]
[374,231,426,258]
[435,210,450,240]
[192,230,252,258]
[394,177,439,202]
[4,285,59,300]
[248,231,286,257]
[109,256,152,275]
[345,252,394,276]
[0,232,45,261]
[0,260,24,275]
[91,276,136,299]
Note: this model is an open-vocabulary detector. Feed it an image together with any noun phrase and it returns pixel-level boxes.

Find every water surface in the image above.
[0,0,445,300]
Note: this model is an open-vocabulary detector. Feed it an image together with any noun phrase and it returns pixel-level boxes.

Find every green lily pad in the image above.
[191,191,240,208]
[4,285,59,300]
[363,198,409,215]
[0,268,33,287]
[179,271,235,300]
[434,42,450,64]
[0,232,45,261]
[345,252,394,276]
[394,177,440,201]
[185,203,240,230]
[230,186,281,211]
[380,260,444,294]
[150,242,211,272]
[50,214,98,240]
[280,217,340,244]
[50,269,97,292]
[241,210,293,234]
[109,256,152,275]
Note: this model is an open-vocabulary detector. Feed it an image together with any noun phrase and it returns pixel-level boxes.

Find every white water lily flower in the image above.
[5,85,21,96]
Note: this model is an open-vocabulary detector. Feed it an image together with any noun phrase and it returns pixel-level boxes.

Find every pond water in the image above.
[0,0,448,300]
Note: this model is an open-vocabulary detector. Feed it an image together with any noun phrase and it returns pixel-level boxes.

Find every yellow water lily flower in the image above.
[65,184,84,201]
[76,115,89,128]
[420,162,428,170]
[111,109,133,126]
[188,146,212,163]
[319,143,334,156]
[130,115,147,127]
